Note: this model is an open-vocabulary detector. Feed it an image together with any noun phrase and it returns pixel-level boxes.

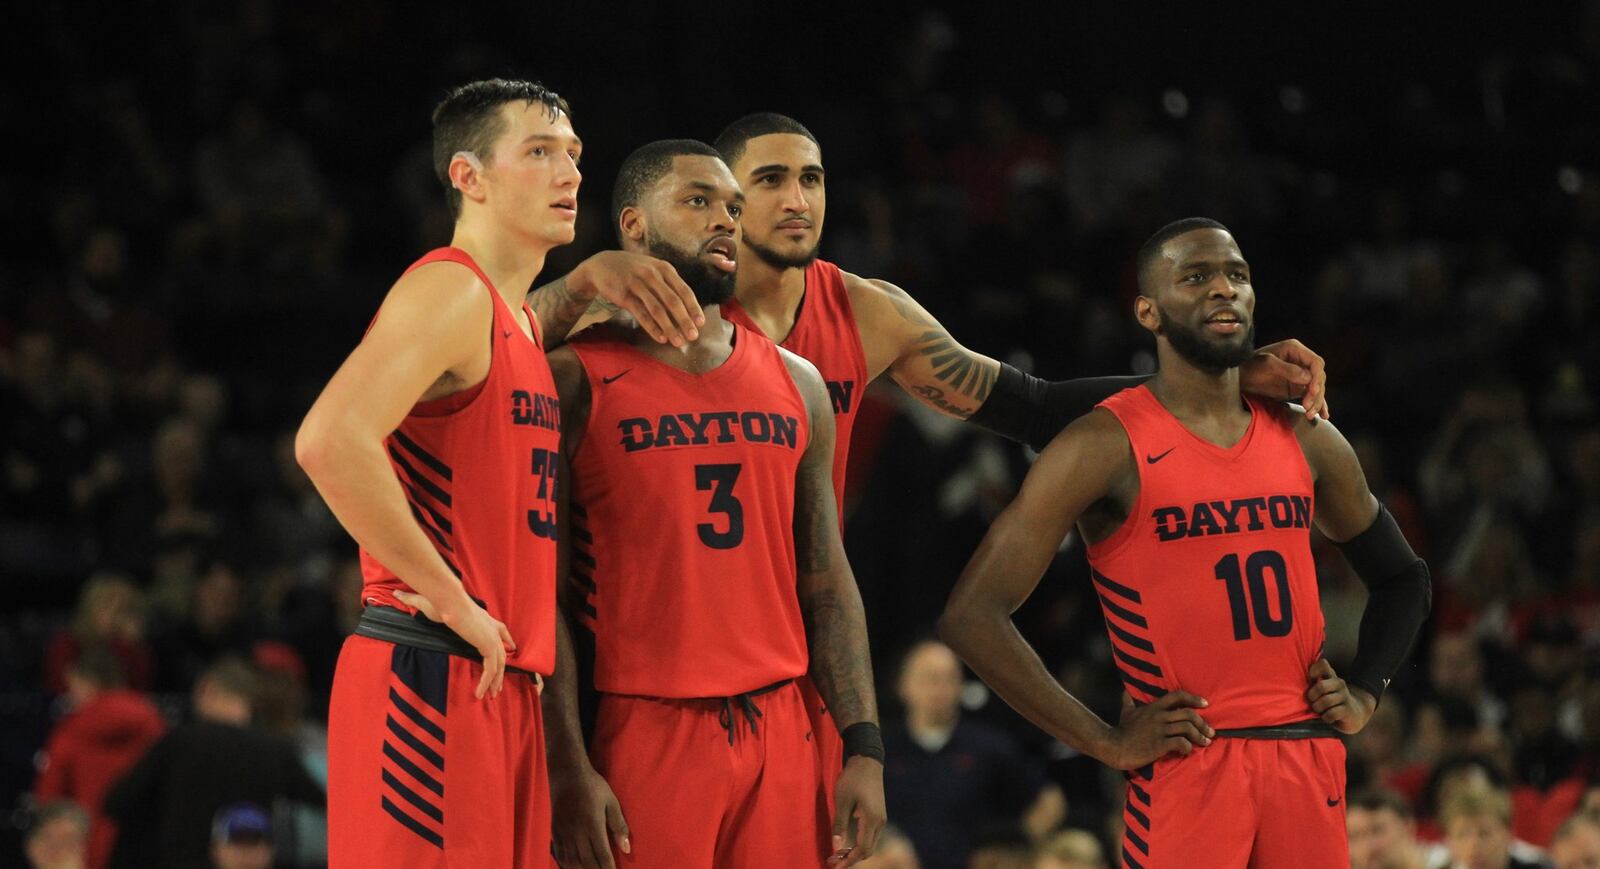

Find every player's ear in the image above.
[617,206,647,246]
[1135,295,1162,335]
[450,150,488,207]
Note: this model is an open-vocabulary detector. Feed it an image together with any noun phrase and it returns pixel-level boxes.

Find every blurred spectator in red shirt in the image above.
[43,573,154,695]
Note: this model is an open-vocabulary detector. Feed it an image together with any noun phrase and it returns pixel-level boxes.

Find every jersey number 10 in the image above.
[1214,550,1292,640]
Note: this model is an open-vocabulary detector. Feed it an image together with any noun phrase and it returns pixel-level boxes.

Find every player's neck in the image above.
[1148,353,1244,420]
[735,253,806,314]
[630,303,735,373]
[447,221,550,311]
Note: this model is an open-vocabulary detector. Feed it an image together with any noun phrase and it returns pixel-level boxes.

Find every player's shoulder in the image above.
[368,258,494,350]
[1052,405,1133,453]
[775,344,827,398]
[391,257,493,309]
[567,320,638,347]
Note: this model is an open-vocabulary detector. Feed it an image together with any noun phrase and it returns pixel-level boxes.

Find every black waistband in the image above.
[355,605,538,678]
[1212,720,1343,740]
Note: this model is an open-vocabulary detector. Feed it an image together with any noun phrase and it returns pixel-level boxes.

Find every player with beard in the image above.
[542,140,884,868]
[939,219,1431,868]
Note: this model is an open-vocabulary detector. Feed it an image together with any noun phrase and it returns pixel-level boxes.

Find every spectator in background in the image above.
[1033,829,1107,869]
[1548,812,1600,869]
[24,801,90,869]
[884,640,1066,869]
[249,642,326,867]
[1347,789,1434,869]
[1438,785,1550,869]
[208,804,274,869]
[964,826,1034,869]
[102,658,323,869]
[43,573,154,695]
[33,646,165,869]
[152,555,257,692]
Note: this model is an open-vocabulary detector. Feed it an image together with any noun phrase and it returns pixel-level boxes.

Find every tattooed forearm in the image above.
[914,329,998,401]
[527,276,594,343]
[801,586,878,728]
[794,464,832,574]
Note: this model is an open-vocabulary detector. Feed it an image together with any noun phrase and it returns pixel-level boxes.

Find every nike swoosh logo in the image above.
[1145,447,1176,464]
[601,369,632,384]
[1326,797,1341,807]
[503,330,513,339]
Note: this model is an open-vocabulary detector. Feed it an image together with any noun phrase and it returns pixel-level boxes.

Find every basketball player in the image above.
[707,112,1333,821]
[938,219,1432,868]
[545,140,884,868]
[296,79,701,868]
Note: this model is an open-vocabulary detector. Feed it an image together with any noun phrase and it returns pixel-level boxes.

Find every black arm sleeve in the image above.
[968,363,1152,452]
[1336,506,1432,704]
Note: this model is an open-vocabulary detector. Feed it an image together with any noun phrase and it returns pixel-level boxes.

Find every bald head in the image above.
[898,640,963,725]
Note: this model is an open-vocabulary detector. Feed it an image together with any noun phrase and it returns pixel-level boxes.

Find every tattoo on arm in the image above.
[801,586,877,728]
[794,455,832,574]
[913,329,997,402]
[527,276,594,344]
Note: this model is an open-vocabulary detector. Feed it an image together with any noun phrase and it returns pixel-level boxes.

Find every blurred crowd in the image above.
[6,2,1600,867]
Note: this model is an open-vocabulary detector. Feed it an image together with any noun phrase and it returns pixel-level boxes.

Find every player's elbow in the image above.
[293,411,343,482]
[936,600,982,658]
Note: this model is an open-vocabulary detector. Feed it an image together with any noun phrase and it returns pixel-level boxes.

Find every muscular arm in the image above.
[527,251,701,348]
[782,348,878,729]
[543,346,593,774]
[295,264,492,628]
[940,411,1138,766]
[847,273,1328,450]
[1296,414,1431,703]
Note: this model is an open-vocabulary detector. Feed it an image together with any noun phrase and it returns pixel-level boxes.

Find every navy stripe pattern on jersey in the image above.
[1093,568,1165,702]
[381,645,448,849]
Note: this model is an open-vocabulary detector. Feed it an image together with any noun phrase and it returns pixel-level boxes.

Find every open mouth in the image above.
[704,236,737,273]
[1203,310,1245,334]
[551,198,577,219]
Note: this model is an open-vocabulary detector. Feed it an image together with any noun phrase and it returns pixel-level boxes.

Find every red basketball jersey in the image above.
[358,247,561,676]
[568,323,811,697]
[1086,386,1323,729]
[723,259,867,516]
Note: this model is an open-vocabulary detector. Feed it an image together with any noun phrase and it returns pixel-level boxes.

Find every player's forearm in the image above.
[938,600,1116,764]
[542,610,592,778]
[1339,508,1432,701]
[968,366,1150,452]
[527,273,608,347]
[295,429,472,616]
[799,570,878,728]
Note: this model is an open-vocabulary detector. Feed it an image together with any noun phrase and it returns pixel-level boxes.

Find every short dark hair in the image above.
[199,657,258,703]
[1350,788,1415,819]
[431,78,572,219]
[713,113,819,170]
[1135,217,1231,294]
[611,139,724,243]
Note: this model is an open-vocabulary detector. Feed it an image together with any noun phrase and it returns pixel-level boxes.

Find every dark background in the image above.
[5,2,1600,865]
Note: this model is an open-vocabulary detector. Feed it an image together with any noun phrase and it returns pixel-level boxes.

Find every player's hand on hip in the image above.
[573,250,704,347]
[551,764,631,869]
[1107,691,1214,769]
[397,589,516,699]
[1306,658,1375,734]
[830,755,886,867]
[1241,339,1330,422]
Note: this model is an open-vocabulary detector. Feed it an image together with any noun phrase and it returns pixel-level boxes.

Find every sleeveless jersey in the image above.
[1086,386,1323,729]
[723,259,866,516]
[358,247,561,676]
[568,322,811,697]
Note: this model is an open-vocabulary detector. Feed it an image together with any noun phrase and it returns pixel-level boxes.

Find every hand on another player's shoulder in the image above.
[571,250,703,347]
[1104,691,1215,770]
[1240,338,1330,422]
[1306,658,1375,734]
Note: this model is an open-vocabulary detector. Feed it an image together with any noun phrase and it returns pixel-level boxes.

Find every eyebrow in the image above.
[684,181,746,201]
[1176,258,1249,272]
[748,163,825,177]
[521,133,584,148]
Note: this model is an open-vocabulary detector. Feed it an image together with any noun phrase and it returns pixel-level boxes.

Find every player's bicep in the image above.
[784,350,844,576]
[303,267,488,443]
[1298,417,1380,542]
[851,275,1003,419]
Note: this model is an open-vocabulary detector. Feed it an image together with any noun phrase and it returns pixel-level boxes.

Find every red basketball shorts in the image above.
[327,635,549,868]
[1118,736,1347,868]
[590,681,832,868]
[797,674,844,823]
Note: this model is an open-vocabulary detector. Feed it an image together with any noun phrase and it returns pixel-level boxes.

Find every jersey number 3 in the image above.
[695,463,744,549]
[1214,550,1292,640]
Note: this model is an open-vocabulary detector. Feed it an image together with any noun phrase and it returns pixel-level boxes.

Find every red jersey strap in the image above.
[403,246,544,349]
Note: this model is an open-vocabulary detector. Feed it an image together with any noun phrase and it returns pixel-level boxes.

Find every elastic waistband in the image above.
[355,605,540,679]
[1212,719,1343,740]
[600,677,796,705]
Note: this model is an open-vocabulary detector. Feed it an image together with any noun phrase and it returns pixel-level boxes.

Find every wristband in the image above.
[841,722,885,764]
